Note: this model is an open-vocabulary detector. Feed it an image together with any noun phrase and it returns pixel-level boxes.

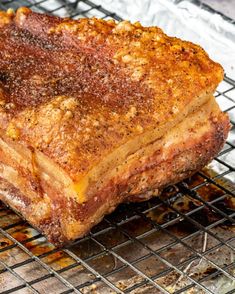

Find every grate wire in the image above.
[0,0,234,293]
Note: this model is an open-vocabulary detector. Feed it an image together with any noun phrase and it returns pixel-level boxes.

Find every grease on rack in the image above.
[147,167,235,229]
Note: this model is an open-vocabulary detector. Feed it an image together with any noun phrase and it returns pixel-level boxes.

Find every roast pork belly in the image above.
[0,8,229,245]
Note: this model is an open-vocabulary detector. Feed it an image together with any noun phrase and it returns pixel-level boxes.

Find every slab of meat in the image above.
[0,8,229,245]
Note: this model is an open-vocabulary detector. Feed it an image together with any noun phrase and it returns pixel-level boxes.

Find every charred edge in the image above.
[38,217,69,246]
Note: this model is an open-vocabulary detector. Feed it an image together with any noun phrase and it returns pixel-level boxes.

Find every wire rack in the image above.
[0,0,234,293]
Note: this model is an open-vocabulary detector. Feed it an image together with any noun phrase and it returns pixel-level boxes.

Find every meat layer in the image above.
[0,96,229,244]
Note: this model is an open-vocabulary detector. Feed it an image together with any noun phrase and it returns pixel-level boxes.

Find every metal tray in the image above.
[0,1,234,293]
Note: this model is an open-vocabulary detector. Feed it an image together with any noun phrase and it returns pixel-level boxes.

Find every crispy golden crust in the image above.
[0,8,223,180]
[0,8,229,245]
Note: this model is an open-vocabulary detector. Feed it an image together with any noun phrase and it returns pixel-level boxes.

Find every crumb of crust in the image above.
[0,9,14,27]
[6,123,20,140]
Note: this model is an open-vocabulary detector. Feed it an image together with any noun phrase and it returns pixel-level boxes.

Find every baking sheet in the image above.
[0,1,234,293]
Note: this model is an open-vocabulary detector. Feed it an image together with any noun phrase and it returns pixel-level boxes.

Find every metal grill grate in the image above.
[0,0,234,293]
